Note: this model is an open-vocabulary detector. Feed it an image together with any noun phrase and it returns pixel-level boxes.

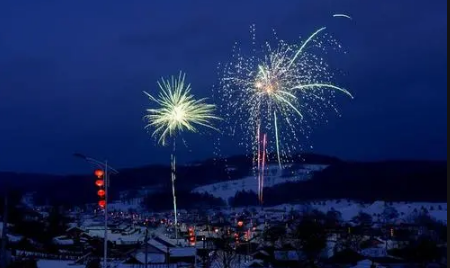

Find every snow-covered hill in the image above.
[192,164,328,202]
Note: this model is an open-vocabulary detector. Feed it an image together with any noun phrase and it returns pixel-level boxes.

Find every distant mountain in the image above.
[258,160,447,206]
[0,154,446,206]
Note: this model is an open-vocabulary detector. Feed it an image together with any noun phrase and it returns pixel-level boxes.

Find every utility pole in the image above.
[166,247,170,268]
[144,228,148,268]
[103,160,108,268]
[202,237,206,268]
[1,194,8,268]
[73,153,118,268]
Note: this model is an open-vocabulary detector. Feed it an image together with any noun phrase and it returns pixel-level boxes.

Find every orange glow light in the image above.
[98,200,106,208]
[95,180,104,187]
[97,189,106,197]
[94,169,104,178]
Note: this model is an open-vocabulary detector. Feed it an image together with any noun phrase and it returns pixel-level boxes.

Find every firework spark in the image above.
[219,26,353,203]
[144,72,219,239]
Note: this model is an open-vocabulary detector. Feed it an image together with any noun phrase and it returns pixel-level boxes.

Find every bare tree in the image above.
[325,210,342,228]
[382,205,399,223]
[7,259,38,268]
[85,257,101,268]
[211,233,238,268]
[336,226,365,252]
[292,215,327,267]
[263,225,287,245]
[353,212,373,227]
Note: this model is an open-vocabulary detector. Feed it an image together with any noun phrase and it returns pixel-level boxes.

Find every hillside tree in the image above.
[85,258,101,268]
[336,225,365,252]
[292,215,327,267]
[382,206,399,223]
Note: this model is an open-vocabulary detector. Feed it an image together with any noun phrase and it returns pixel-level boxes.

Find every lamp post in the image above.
[74,153,118,268]
[0,193,8,268]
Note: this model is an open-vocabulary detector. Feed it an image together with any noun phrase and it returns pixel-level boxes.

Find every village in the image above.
[0,197,447,268]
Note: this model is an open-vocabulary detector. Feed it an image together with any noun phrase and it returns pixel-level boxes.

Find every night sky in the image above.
[0,0,447,174]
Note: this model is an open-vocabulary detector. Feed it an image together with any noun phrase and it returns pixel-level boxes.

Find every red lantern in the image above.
[97,189,106,197]
[237,221,244,227]
[94,169,104,178]
[98,200,106,208]
[95,180,104,187]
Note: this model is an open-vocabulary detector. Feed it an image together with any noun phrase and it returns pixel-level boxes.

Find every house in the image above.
[360,247,388,258]
[325,249,365,266]
[252,250,270,261]
[272,250,302,267]
[247,259,266,267]
[350,259,383,268]
[66,227,85,238]
[124,248,167,265]
[0,222,24,245]
[169,247,196,265]
[124,238,196,267]
[360,238,385,249]
[52,236,75,247]
[18,207,44,222]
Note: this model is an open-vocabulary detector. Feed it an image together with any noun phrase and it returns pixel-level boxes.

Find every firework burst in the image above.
[218,26,353,203]
[144,72,219,145]
[144,72,219,239]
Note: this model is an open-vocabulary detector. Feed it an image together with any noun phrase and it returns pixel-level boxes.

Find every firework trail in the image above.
[333,14,353,20]
[257,133,267,204]
[219,26,353,204]
[143,72,219,239]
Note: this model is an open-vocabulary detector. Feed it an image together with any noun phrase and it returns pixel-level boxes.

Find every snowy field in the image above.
[192,164,328,202]
[227,200,447,224]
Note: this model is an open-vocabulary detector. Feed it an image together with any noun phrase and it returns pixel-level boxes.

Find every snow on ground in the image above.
[37,260,177,268]
[1,222,23,242]
[37,260,84,268]
[86,227,146,244]
[429,210,447,223]
[52,236,74,246]
[108,201,142,212]
[192,164,328,202]
[351,259,386,268]
[272,200,447,223]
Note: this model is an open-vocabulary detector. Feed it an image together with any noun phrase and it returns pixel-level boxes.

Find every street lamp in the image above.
[74,153,118,268]
[1,193,8,268]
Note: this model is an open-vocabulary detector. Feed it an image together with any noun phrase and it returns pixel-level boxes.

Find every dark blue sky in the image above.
[0,0,447,174]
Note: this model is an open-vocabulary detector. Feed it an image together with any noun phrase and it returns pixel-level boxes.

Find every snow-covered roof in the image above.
[135,252,166,264]
[274,250,302,261]
[37,260,85,268]
[350,259,386,268]
[0,222,22,242]
[246,259,265,267]
[169,247,196,257]
[148,239,170,252]
[52,236,75,246]
[252,250,270,257]
[360,248,388,258]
